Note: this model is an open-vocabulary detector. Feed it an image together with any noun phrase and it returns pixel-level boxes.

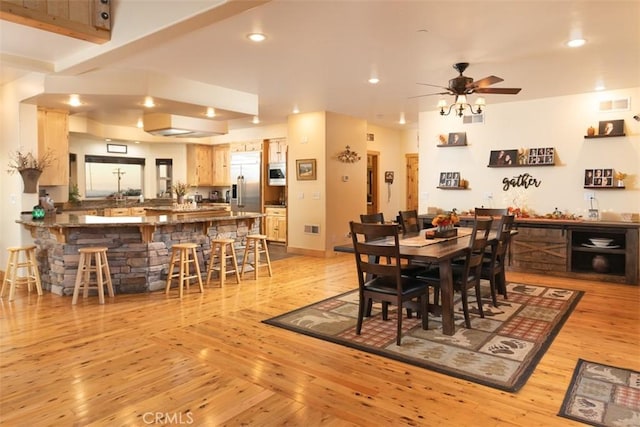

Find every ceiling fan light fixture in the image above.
[439,96,485,117]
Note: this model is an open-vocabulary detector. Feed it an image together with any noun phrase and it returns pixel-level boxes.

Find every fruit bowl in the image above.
[589,238,613,247]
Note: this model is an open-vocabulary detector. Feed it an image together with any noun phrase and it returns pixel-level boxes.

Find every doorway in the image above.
[405,153,419,211]
[366,152,379,215]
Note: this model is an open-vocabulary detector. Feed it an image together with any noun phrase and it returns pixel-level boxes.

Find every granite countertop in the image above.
[144,205,229,212]
[17,211,265,228]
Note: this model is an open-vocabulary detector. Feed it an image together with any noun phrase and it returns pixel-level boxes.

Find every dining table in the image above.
[334,227,501,336]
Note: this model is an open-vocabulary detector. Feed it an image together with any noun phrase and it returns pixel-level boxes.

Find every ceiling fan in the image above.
[412,62,521,116]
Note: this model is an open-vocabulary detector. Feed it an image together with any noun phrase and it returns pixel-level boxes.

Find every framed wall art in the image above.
[438,171,461,188]
[296,159,317,180]
[447,132,467,146]
[584,168,614,188]
[488,149,518,167]
[598,119,624,136]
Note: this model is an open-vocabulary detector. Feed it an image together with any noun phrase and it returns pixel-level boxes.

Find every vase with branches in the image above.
[171,181,191,204]
[7,148,55,193]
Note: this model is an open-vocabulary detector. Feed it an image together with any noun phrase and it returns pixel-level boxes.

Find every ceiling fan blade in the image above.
[467,75,504,89]
[408,92,450,99]
[417,82,450,90]
[474,87,522,95]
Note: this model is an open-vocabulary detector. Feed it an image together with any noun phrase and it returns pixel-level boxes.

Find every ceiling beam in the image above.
[0,0,110,44]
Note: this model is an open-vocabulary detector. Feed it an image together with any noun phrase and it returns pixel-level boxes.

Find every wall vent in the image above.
[462,113,485,124]
[598,98,630,112]
[304,224,320,234]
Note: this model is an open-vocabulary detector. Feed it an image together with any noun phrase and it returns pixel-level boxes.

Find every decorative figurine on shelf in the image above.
[614,171,626,187]
[587,126,596,136]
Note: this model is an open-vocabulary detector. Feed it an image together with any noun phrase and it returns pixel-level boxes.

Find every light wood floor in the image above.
[1,252,638,426]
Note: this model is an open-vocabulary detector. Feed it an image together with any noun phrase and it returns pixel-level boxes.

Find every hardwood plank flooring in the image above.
[1,253,638,426]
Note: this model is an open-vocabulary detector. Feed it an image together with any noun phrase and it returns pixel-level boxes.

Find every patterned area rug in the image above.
[558,359,640,426]
[263,281,583,392]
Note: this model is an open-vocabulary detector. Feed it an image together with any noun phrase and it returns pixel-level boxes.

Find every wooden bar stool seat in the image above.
[206,238,241,286]
[1,245,43,301]
[72,247,114,305]
[165,243,204,298]
[241,234,272,279]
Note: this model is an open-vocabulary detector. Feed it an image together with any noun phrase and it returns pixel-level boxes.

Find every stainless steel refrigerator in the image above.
[230,151,261,212]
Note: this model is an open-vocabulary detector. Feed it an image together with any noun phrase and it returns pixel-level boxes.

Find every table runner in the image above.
[399,228,472,247]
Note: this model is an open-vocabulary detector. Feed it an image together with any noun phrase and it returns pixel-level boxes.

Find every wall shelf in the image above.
[584,186,626,190]
[487,163,554,168]
[436,186,469,190]
[584,134,626,139]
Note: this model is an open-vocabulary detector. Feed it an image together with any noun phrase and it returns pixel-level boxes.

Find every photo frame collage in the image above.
[584,168,614,188]
[527,147,555,165]
[439,172,461,188]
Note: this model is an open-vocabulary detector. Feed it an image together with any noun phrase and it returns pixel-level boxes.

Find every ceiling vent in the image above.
[143,113,227,137]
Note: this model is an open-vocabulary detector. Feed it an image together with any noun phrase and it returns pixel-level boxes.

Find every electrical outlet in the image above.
[484,192,493,199]
[584,191,595,201]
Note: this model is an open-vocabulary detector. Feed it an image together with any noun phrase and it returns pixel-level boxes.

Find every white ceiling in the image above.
[1,0,639,133]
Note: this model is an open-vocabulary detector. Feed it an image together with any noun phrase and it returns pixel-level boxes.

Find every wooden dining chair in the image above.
[349,221,429,345]
[481,214,516,306]
[398,210,421,234]
[360,212,385,224]
[416,217,493,329]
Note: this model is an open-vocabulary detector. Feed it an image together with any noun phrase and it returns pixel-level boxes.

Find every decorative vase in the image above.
[617,180,624,187]
[587,126,596,136]
[19,168,42,194]
[177,195,185,205]
[592,255,610,273]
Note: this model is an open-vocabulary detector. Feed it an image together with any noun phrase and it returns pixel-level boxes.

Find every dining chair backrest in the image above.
[464,217,494,273]
[474,207,508,219]
[494,214,516,261]
[360,212,385,224]
[349,221,402,289]
[398,210,420,234]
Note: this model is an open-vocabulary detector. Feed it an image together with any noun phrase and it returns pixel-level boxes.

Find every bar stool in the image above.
[72,247,114,305]
[241,234,272,279]
[165,243,204,298]
[206,238,241,286]
[1,245,43,301]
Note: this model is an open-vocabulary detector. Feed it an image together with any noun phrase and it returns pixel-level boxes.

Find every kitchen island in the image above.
[17,211,264,295]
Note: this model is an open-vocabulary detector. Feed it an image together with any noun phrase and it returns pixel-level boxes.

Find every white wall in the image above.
[418,88,640,220]
[0,74,45,268]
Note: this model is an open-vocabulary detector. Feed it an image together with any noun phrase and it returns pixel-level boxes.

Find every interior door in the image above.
[405,154,419,211]
[367,152,379,215]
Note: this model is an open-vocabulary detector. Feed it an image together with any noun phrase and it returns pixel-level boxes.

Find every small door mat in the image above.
[558,359,640,426]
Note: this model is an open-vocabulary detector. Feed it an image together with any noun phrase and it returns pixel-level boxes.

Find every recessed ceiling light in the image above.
[247,33,266,42]
[292,106,300,114]
[368,77,380,84]
[68,94,81,107]
[252,116,260,124]
[206,107,216,118]
[399,113,406,125]
[567,38,586,48]
[136,118,143,128]
[143,96,155,108]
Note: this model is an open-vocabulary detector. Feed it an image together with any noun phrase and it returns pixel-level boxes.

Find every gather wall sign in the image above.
[502,172,541,191]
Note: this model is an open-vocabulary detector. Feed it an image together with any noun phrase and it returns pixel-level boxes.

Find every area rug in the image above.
[558,359,640,426]
[263,281,583,392]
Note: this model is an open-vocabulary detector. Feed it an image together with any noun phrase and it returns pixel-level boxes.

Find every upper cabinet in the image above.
[230,141,262,152]
[268,139,287,163]
[186,144,213,186]
[212,144,231,186]
[38,108,69,186]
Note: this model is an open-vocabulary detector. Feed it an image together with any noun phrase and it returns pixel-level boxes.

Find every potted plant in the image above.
[171,181,190,204]
[7,148,55,193]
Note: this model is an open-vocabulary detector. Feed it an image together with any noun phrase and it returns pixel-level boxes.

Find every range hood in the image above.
[143,113,227,138]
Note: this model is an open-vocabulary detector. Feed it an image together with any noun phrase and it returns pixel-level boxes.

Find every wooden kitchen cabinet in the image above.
[268,139,287,163]
[212,144,231,186]
[38,108,69,186]
[186,144,213,186]
[265,207,287,242]
[230,141,262,152]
